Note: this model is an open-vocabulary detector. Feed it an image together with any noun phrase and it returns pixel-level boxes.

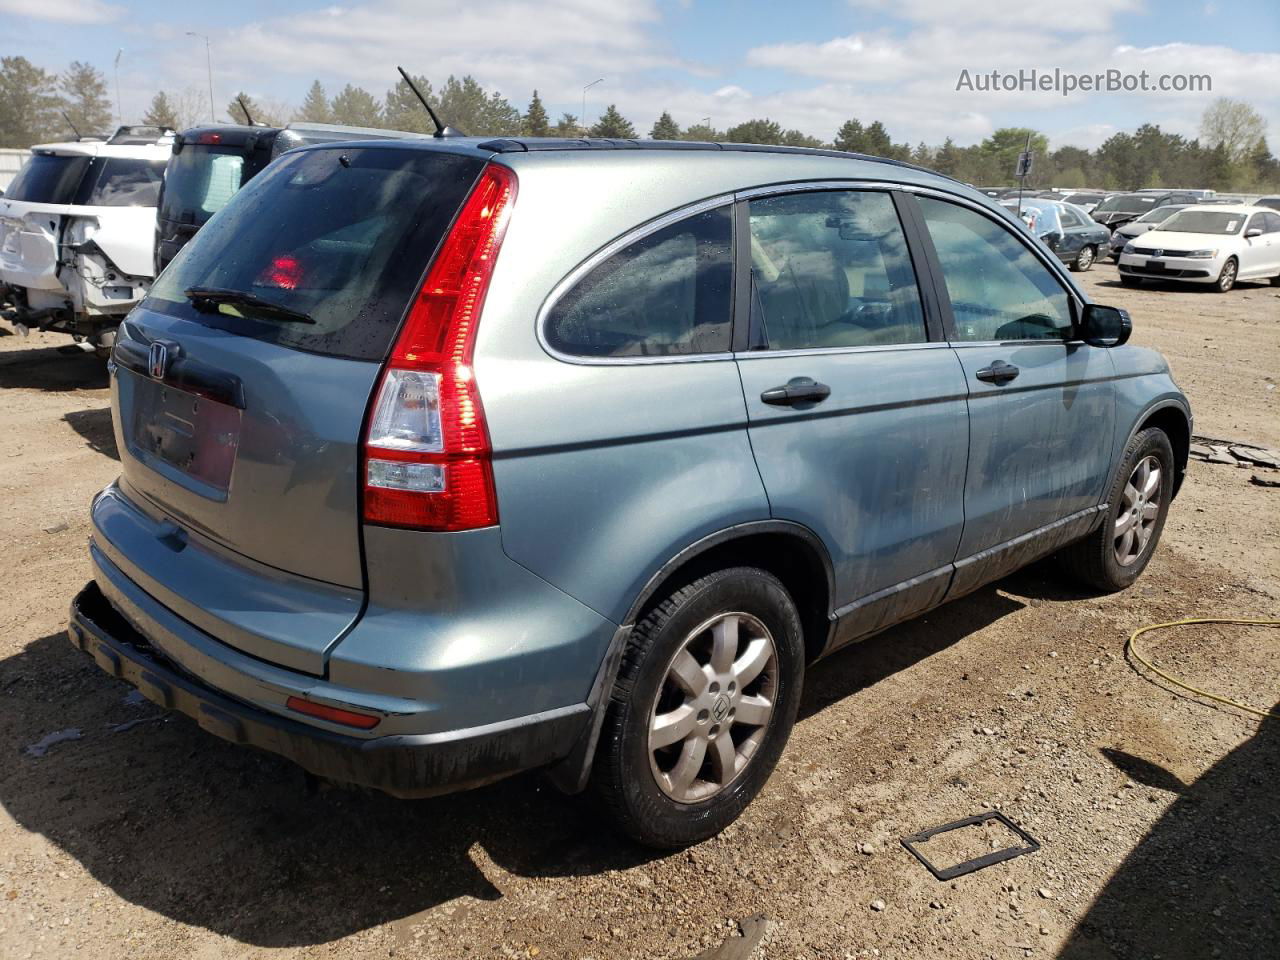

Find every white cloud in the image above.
[0,0,122,23]
[846,0,1146,34]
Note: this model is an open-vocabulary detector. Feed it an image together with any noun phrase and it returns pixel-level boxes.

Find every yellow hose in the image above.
[1126,618,1280,719]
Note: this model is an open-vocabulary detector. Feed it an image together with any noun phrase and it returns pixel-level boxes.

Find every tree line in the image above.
[3,56,1276,192]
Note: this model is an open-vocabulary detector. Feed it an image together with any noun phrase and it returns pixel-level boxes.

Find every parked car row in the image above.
[0,121,427,355]
[56,129,1197,847]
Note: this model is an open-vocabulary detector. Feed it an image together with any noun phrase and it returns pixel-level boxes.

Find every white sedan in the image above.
[1117,205,1280,292]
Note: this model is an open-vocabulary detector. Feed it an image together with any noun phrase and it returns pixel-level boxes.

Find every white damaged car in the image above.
[0,126,171,355]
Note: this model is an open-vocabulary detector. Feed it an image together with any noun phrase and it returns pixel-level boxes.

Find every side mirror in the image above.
[1081,303,1132,347]
[1245,227,1263,239]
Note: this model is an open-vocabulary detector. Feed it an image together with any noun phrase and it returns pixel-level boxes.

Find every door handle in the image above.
[975,360,1020,385]
[761,377,832,406]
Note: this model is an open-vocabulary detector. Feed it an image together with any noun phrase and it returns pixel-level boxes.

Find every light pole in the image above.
[581,78,603,136]
[187,32,215,121]
[113,49,123,125]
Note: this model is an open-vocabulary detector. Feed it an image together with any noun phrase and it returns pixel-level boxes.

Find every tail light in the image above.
[362,163,517,530]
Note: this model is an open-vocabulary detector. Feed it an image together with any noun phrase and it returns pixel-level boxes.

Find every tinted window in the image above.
[145,147,484,361]
[3,154,91,203]
[748,190,925,349]
[160,146,247,223]
[1093,193,1158,214]
[1059,206,1086,227]
[918,197,1072,343]
[544,206,732,358]
[1256,198,1280,212]
[83,158,167,207]
[1261,212,1280,233]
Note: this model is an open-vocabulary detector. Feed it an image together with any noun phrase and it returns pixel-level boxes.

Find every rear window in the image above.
[81,157,167,207]
[4,153,91,203]
[159,145,248,224]
[145,146,485,361]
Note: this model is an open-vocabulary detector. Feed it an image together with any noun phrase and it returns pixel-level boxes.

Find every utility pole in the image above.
[187,32,215,121]
[581,78,603,136]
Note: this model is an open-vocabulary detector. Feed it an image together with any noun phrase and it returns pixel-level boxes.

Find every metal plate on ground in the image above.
[900,811,1040,881]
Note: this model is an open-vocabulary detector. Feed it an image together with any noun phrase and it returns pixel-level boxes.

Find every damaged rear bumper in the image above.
[69,580,590,797]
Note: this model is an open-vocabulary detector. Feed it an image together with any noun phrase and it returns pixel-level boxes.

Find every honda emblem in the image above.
[148,341,170,379]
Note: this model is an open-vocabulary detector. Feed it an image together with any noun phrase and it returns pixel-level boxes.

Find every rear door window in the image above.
[144,146,485,361]
[81,158,168,206]
[544,205,733,358]
[747,190,926,349]
[3,154,91,203]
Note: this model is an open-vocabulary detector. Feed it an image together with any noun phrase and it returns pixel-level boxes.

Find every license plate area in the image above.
[131,377,241,494]
[1145,260,1166,271]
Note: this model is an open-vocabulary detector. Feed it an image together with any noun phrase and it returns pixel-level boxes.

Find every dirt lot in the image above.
[0,263,1276,960]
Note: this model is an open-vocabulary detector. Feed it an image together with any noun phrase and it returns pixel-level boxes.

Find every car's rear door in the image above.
[104,145,485,673]
[908,192,1115,598]
[733,186,969,650]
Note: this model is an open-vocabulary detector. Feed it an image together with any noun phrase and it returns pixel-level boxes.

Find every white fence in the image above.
[0,149,28,193]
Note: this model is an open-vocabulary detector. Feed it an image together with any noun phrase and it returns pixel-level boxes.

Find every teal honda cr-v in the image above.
[69,136,1190,848]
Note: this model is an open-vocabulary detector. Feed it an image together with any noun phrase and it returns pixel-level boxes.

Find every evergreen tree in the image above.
[682,121,720,142]
[589,104,637,139]
[330,84,382,127]
[523,90,550,137]
[650,111,680,140]
[863,120,894,157]
[726,118,783,145]
[226,91,260,125]
[298,80,333,124]
[437,75,489,133]
[834,119,867,153]
[553,113,580,136]
[60,60,112,136]
[932,137,961,176]
[142,91,179,129]
[0,56,64,146]
[382,75,432,132]
[781,128,823,148]
[485,90,522,136]
[911,141,935,167]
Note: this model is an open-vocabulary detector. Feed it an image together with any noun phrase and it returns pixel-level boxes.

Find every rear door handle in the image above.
[761,377,831,406]
[975,360,1020,385]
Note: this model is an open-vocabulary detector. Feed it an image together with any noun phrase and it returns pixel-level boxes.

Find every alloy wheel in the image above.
[1115,455,1162,567]
[648,612,778,804]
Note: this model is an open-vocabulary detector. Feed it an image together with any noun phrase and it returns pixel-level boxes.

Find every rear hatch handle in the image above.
[113,338,246,410]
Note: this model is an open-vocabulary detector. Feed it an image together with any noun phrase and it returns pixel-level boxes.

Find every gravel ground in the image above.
[0,262,1276,960]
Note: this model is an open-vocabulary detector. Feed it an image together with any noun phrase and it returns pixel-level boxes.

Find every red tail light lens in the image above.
[258,254,303,290]
[362,163,517,530]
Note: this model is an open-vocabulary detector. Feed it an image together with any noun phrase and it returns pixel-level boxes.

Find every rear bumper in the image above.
[69,580,590,797]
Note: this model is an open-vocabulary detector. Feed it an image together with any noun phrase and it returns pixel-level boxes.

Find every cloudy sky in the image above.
[3,0,1277,148]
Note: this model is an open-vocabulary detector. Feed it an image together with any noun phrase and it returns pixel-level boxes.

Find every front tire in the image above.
[1071,245,1096,272]
[1215,257,1238,292]
[592,568,804,848]
[1058,427,1174,592]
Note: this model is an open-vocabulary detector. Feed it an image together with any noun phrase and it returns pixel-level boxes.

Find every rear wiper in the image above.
[184,287,316,325]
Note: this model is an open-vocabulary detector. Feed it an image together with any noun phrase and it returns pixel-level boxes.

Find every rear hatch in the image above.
[156,130,274,271]
[0,152,92,290]
[108,144,486,672]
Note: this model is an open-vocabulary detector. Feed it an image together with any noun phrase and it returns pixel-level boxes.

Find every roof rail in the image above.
[473,136,942,176]
[108,125,175,145]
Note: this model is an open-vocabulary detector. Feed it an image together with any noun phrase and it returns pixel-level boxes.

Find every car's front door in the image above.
[1239,212,1277,277]
[734,187,970,649]
[910,193,1117,598]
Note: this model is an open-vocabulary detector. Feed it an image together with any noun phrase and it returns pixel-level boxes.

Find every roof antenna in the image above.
[237,95,255,126]
[62,111,82,140]
[396,66,465,138]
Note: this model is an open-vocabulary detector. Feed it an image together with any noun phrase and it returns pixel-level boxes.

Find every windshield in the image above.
[160,145,247,224]
[3,154,91,203]
[1135,205,1186,224]
[1093,193,1158,214]
[81,158,167,207]
[1062,193,1100,205]
[145,146,485,361]
[1155,210,1246,236]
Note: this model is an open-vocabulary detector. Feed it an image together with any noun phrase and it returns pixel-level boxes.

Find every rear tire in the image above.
[1071,245,1096,272]
[1058,427,1174,592]
[592,567,804,848]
